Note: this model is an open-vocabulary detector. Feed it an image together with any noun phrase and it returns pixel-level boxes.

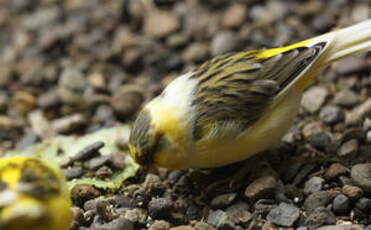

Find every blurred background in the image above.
[0,0,370,152]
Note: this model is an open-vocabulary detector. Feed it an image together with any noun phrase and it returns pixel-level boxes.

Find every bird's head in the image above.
[129,103,190,170]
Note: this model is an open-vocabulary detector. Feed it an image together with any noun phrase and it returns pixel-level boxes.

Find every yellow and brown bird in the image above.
[129,20,371,170]
[0,156,71,230]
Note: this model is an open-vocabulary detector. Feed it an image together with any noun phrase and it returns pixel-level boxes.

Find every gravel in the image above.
[1,0,371,229]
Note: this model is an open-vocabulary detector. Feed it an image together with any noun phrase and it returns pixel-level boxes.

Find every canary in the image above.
[129,20,371,170]
[0,156,71,230]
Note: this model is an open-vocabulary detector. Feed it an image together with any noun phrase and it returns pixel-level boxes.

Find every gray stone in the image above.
[304,176,325,195]
[148,198,173,219]
[266,203,300,227]
[304,191,333,212]
[302,86,328,113]
[319,105,344,124]
[333,89,359,107]
[210,193,237,209]
[351,163,371,192]
[210,31,240,56]
[332,194,350,215]
[317,225,363,230]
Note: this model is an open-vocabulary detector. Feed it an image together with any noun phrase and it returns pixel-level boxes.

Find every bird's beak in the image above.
[0,190,48,230]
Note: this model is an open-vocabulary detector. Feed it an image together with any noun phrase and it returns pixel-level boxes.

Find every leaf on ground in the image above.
[3,126,139,190]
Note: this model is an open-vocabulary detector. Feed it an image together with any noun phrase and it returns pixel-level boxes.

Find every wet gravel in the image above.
[0,0,371,229]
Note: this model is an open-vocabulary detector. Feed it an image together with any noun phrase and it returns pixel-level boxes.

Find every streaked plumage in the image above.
[129,20,371,169]
[0,156,71,230]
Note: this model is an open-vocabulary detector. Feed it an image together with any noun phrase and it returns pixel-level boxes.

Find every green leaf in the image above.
[3,126,139,191]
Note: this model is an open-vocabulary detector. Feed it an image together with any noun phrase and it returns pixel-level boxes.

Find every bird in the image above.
[129,19,371,170]
[0,156,71,230]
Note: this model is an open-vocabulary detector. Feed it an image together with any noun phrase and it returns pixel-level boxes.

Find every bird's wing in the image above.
[191,42,326,141]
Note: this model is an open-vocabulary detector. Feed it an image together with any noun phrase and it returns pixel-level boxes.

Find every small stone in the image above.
[182,42,209,62]
[346,99,371,125]
[123,208,147,223]
[38,89,60,109]
[63,166,84,180]
[319,105,344,124]
[52,113,87,134]
[70,207,85,230]
[222,4,247,29]
[144,9,180,38]
[210,193,237,209]
[351,163,371,192]
[86,156,111,170]
[333,89,359,107]
[342,185,363,201]
[355,197,371,212]
[72,141,105,162]
[194,222,216,230]
[13,91,36,115]
[333,194,351,215]
[71,184,101,206]
[225,202,251,224]
[304,191,333,212]
[308,133,332,151]
[304,176,325,195]
[57,67,86,105]
[302,121,325,138]
[302,86,328,113]
[148,220,171,230]
[266,203,300,227]
[334,55,368,75]
[206,209,235,229]
[317,225,363,230]
[253,199,277,215]
[210,31,239,56]
[305,207,336,229]
[93,217,134,230]
[324,163,349,181]
[111,85,144,119]
[169,226,195,230]
[110,152,126,169]
[166,33,190,49]
[244,176,277,202]
[148,198,173,219]
[95,166,113,178]
[338,139,359,157]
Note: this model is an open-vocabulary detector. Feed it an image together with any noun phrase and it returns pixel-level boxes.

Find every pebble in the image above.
[305,207,336,229]
[222,3,247,29]
[86,155,111,170]
[304,191,334,212]
[355,197,371,212]
[308,132,332,151]
[148,220,171,230]
[351,163,371,192]
[210,193,237,209]
[194,222,216,230]
[170,226,195,230]
[57,67,86,105]
[304,176,325,195]
[95,166,113,179]
[70,207,85,230]
[206,210,231,228]
[319,105,344,124]
[302,86,328,113]
[317,225,364,230]
[333,89,360,107]
[111,85,144,119]
[332,194,351,215]
[253,199,277,216]
[13,90,36,115]
[92,217,134,230]
[148,198,173,219]
[72,141,105,162]
[182,42,209,62]
[38,89,60,109]
[210,31,239,56]
[123,208,147,223]
[144,9,180,38]
[334,55,368,75]
[63,166,84,180]
[266,202,300,227]
[244,176,277,202]
[225,202,251,224]
[338,139,359,157]
[71,184,101,206]
[324,163,348,181]
[51,113,87,134]
[346,99,371,125]
[342,185,363,201]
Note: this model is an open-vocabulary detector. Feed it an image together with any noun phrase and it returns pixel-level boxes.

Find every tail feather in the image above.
[310,19,371,65]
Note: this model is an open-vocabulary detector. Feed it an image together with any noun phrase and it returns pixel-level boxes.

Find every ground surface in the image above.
[0,0,371,229]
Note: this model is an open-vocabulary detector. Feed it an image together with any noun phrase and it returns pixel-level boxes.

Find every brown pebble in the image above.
[342,185,363,201]
[170,226,195,230]
[324,163,349,181]
[244,176,277,202]
[148,220,171,230]
[71,184,101,206]
[69,207,85,230]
